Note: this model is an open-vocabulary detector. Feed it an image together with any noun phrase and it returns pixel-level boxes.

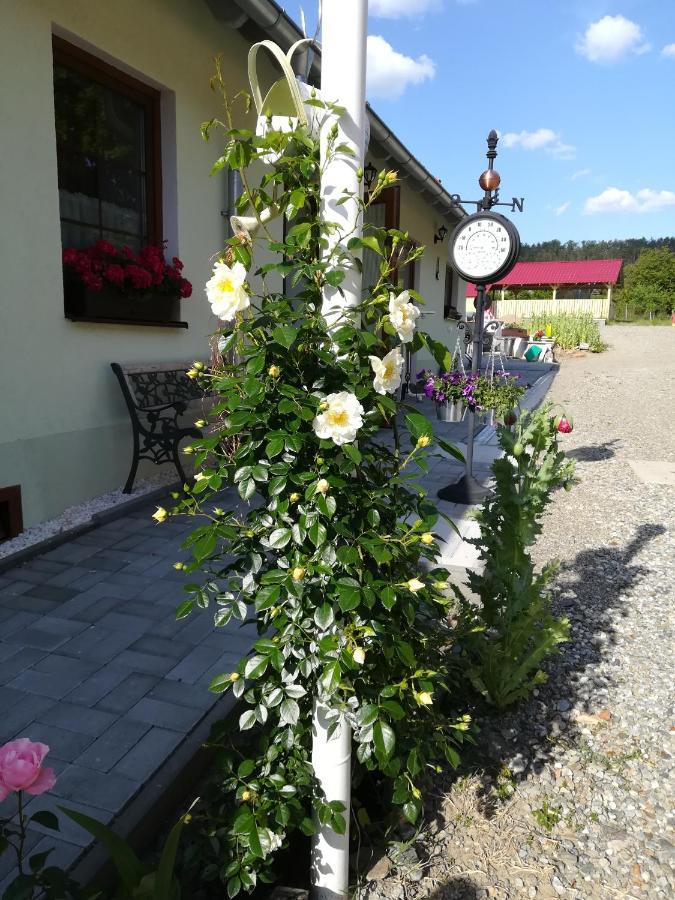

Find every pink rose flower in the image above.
[0,739,56,802]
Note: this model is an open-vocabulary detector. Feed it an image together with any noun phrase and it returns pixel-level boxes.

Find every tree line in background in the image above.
[619,248,675,318]
[520,236,675,265]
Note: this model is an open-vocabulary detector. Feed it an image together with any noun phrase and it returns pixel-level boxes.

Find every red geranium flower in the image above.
[104,264,125,286]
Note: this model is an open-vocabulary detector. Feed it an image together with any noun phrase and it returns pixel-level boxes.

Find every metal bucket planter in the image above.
[478,409,496,427]
[436,400,464,422]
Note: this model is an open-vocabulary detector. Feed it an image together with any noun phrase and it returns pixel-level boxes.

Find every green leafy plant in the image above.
[473,374,524,418]
[521,313,603,351]
[532,798,562,832]
[158,70,471,895]
[455,404,574,708]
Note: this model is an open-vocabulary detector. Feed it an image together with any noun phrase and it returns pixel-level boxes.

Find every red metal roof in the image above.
[465,259,623,297]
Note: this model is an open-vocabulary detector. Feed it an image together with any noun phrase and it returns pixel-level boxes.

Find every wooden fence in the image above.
[492,296,611,320]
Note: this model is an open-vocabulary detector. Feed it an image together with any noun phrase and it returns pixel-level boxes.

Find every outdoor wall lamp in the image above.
[363,162,378,190]
[433,224,448,244]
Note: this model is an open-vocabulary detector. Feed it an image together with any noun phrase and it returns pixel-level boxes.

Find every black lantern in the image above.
[433,224,449,244]
[364,162,378,190]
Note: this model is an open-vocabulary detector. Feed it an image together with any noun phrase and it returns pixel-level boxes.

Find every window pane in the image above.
[61,221,102,251]
[100,164,142,236]
[101,230,142,254]
[54,59,151,251]
[102,91,145,170]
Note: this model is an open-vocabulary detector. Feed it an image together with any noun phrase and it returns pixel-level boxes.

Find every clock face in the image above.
[452,216,513,281]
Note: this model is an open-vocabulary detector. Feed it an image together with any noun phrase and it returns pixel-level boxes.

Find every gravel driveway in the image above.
[362,325,674,900]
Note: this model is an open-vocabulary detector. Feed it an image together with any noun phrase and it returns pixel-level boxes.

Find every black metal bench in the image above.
[111,362,208,493]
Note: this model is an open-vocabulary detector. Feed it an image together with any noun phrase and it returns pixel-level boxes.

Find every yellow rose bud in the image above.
[241,790,251,801]
[193,361,205,371]
[268,365,281,378]
[386,170,398,184]
[194,419,207,428]
[412,786,422,799]
[194,472,206,482]
[407,578,425,593]
[316,457,324,464]
[289,492,300,503]
[435,581,448,590]
[173,562,184,571]
[319,400,329,410]
[420,532,434,545]
[186,368,198,379]
[152,506,168,524]
[213,507,225,516]
[183,445,194,455]
[316,478,330,495]
[416,435,431,448]
[352,647,366,665]
[229,672,240,682]
[292,567,306,582]
[416,691,433,706]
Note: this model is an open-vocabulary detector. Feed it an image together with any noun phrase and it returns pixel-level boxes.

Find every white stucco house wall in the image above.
[0,0,467,531]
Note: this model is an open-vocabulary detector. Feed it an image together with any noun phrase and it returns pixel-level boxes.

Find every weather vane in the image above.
[438,130,525,505]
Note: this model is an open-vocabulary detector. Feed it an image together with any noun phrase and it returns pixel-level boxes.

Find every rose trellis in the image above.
[155,48,471,899]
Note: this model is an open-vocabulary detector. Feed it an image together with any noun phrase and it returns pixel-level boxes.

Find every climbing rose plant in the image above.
[161,75,471,895]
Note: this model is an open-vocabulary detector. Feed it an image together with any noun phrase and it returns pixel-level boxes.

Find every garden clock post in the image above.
[312,1,368,897]
[438,131,523,504]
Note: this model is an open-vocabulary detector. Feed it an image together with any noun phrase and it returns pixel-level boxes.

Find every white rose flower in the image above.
[313,391,364,446]
[388,290,420,343]
[205,260,249,321]
[369,347,404,395]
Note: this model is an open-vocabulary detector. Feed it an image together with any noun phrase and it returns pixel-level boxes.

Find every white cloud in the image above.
[576,15,650,63]
[584,187,675,215]
[554,201,571,216]
[369,0,440,18]
[662,43,675,57]
[500,128,576,160]
[366,35,435,100]
[570,168,591,181]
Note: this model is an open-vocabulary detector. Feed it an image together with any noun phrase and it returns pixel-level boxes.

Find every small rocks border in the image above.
[0,473,181,573]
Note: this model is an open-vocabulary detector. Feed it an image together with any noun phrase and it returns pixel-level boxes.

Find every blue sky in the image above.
[285,0,675,245]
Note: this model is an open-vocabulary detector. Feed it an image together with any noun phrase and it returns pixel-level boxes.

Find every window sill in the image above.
[66,315,188,329]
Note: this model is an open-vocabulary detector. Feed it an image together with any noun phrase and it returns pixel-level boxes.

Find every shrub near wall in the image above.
[164,83,472,894]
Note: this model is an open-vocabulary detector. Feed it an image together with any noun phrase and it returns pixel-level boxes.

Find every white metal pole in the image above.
[312,3,367,898]
[319,0,368,330]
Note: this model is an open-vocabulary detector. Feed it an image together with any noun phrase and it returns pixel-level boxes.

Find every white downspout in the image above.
[312,2,367,898]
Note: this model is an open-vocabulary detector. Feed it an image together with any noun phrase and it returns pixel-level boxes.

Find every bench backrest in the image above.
[111,362,205,411]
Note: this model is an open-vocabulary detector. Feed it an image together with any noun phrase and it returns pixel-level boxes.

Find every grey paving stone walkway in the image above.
[0,485,256,890]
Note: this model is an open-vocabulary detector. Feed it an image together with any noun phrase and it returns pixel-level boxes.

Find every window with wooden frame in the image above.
[52,37,177,325]
[362,186,400,293]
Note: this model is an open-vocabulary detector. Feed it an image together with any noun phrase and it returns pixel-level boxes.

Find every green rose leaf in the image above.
[269,527,292,549]
[314,603,335,630]
[405,411,434,444]
[403,796,422,824]
[279,698,300,725]
[320,660,341,695]
[373,720,396,761]
[272,325,298,349]
[244,654,269,679]
[239,710,257,731]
